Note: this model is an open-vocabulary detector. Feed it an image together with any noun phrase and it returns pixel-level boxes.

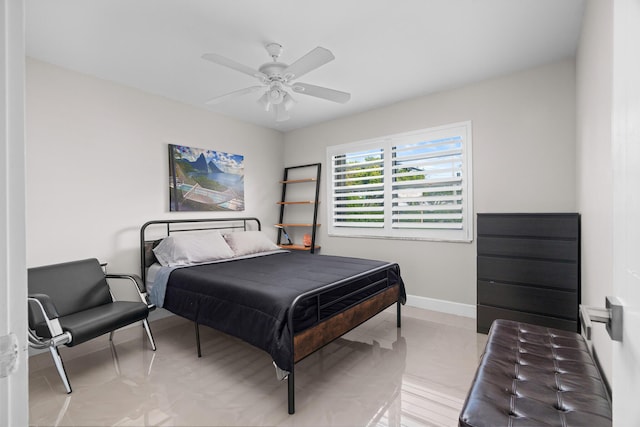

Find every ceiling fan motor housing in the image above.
[258,62,289,81]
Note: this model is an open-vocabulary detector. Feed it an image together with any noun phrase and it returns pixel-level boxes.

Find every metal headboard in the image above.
[139,217,262,284]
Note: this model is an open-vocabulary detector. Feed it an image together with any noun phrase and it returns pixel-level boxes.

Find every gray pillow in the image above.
[153,231,234,267]
[223,231,280,256]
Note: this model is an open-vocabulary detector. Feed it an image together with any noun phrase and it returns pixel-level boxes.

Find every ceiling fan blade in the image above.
[283,47,334,80]
[202,53,267,80]
[205,86,265,105]
[291,82,351,103]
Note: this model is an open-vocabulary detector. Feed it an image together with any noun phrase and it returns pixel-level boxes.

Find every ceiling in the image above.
[25,0,585,132]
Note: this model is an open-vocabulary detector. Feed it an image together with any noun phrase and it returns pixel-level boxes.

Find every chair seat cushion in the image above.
[35,301,149,345]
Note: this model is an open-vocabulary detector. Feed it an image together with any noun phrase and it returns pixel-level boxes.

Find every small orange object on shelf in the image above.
[303,233,312,247]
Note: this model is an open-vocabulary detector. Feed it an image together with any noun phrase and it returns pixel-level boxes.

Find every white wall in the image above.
[26,57,579,319]
[284,60,577,313]
[576,0,614,386]
[25,59,284,292]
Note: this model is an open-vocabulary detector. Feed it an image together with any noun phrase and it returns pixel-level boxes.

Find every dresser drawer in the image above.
[477,305,578,334]
[477,280,578,319]
[477,236,578,261]
[477,213,579,239]
[477,256,578,290]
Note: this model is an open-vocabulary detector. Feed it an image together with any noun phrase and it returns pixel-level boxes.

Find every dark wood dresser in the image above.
[476,213,581,334]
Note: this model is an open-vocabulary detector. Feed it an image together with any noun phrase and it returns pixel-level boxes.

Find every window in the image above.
[327,121,473,242]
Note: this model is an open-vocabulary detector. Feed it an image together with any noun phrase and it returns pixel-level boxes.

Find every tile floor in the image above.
[29,306,487,426]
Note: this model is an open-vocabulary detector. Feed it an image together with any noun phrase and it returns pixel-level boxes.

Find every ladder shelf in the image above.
[276,163,321,253]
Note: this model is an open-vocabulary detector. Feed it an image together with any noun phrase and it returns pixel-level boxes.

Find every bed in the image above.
[140,217,406,414]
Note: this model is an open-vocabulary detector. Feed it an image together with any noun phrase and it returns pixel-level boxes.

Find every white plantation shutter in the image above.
[327,121,473,242]
[391,136,464,230]
[331,147,385,228]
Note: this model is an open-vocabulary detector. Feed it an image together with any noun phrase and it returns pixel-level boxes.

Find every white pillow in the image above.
[153,231,234,267]
[223,231,280,256]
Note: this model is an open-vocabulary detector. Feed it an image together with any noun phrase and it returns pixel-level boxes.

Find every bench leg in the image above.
[49,346,72,394]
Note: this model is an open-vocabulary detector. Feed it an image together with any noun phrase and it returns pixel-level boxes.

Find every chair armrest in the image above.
[27,295,67,342]
[28,293,60,319]
[105,273,156,310]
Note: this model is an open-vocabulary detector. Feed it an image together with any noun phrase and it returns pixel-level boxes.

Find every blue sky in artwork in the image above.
[176,144,244,175]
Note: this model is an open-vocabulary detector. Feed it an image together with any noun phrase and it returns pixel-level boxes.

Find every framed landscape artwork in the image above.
[168,144,245,211]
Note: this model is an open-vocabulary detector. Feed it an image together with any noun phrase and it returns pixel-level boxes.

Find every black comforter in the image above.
[162,251,405,371]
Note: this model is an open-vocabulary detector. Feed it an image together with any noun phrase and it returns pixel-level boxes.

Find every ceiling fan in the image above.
[202,43,351,122]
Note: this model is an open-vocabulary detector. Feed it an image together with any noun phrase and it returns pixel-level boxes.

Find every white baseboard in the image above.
[405,294,476,319]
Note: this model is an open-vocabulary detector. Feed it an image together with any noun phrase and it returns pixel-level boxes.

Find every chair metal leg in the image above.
[49,346,72,394]
[109,331,114,341]
[142,319,156,351]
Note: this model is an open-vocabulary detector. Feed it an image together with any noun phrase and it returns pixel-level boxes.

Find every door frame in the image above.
[611,0,640,424]
[0,1,28,425]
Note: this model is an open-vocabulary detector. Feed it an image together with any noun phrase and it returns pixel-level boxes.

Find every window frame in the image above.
[326,121,473,242]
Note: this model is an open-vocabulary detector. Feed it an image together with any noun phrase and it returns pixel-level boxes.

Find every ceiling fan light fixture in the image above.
[268,87,284,105]
[258,92,271,111]
[265,81,287,105]
[259,90,295,121]
[274,103,290,122]
[282,92,296,111]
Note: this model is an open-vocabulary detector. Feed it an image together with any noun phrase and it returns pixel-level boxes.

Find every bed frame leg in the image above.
[288,370,295,414]
[194,322,202,358]
[397,301,401,328]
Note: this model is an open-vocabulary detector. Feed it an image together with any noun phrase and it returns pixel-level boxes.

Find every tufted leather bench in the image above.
[459,319,611,427]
